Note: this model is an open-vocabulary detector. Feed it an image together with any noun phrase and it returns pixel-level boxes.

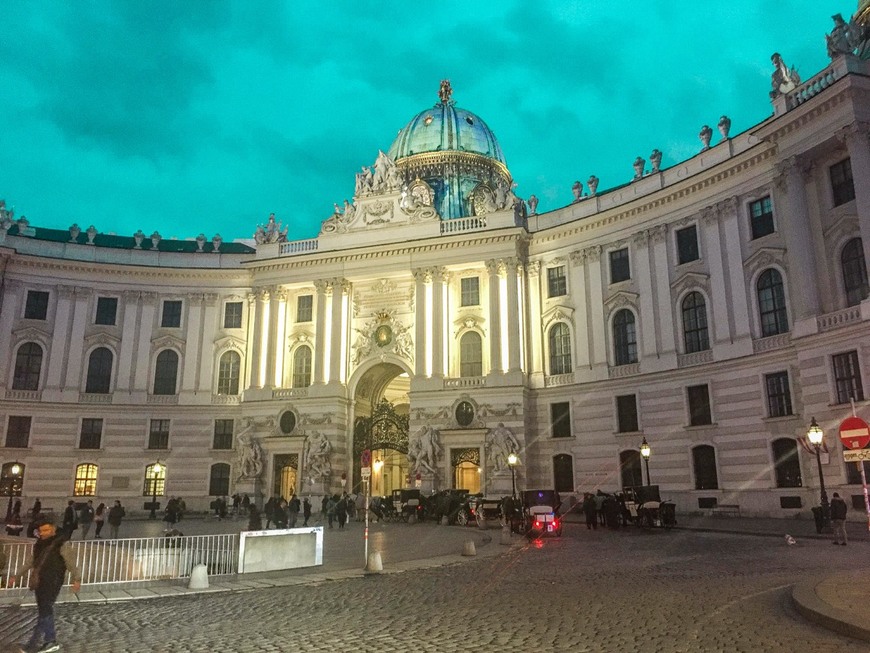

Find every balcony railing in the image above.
[677,350,713,368]
[147,394,179,405]
[4,389,42,401]
[608,363,640,378]
[212,394,241,405]
[752,333,791,354]
[79,392,113,404]
[818,305,862,332]
[544,373,574,387]
[443,376,486,388]
[273,388,309,399]
[440,216,486,235]
[278,238,319,256]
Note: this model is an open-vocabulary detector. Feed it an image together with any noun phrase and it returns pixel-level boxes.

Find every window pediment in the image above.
[11,325,52,347]
[671,271,710,298]
[541,305,574,329]
[744,247,787,279]
[214,335,245,352]
[151,334,185,354]
[603,291,639,311]
[84,330,121,348]
[453,314,485,336]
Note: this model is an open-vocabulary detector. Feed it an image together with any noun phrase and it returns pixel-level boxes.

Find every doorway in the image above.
[273,454,298,499]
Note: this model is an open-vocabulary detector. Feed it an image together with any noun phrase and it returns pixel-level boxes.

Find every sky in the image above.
[0,1,848,244]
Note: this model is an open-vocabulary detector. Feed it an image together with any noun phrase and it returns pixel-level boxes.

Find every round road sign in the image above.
[839,416,870,450]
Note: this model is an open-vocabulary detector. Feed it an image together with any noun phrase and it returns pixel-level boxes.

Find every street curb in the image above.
[792,578,870,642]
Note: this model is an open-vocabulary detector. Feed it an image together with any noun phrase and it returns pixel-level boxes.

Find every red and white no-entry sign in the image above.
[839,416,870,450]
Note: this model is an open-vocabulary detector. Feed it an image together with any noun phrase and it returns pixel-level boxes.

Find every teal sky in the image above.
[0,1,848,243]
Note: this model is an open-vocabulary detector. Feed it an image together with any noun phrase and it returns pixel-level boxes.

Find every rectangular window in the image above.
[676,225,699,264]
[24,291,49,320]
[830,158,856,207]
[223,301,243,329]
[547,266,567,297]
[148,419,170,450]
[616,394,639,433]
[296,295,313,322]
[95,297,118,325]
[687,384,713,426]
[161,300,182,328]
[610,248,631,283]
[79,418,103,449]
[460,277,480,307]
[749,196,774,239]
[550,402,572,438]
[5,416,31,448]
[833,350,865,404]
[765,371,793,417]
[213,419,234,450]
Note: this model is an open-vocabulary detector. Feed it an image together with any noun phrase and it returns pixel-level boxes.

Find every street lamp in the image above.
[507,452,518,499]
[807,417,830,529]
[639,437,651,485]
[4,462,22,522]
[149,461,163,520]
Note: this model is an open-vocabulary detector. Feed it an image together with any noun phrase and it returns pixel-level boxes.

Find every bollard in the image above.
[440,515,449,526]
[500,524,512,545]
[366,551,383,572]
[462,540,476,556]
[188,563,209,590]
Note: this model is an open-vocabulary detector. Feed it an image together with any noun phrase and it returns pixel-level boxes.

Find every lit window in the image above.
[143,463,166,496]
[73,463,98,496]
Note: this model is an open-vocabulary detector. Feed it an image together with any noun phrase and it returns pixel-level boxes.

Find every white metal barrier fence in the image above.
[1,533,238,589]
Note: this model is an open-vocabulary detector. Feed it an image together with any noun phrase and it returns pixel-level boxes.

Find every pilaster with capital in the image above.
[503,258,522,372]
[485,259,503,373]
[0,280,23,389]
[328,279,348,384]
[701,203,734,345]
[648,228,675,355]
[582,247,606,365]
[62,286,94,393]
[567,250,590,368]
[182,294,204,392]
[775,156,820,320]
[839,123,870,273]
[313,280,328,384]
[525,260,545,376]
[133,293,158,392]
[412,269,428,377]
[44,285,75,390]
[432,267,447,378]
[632,230,658,359]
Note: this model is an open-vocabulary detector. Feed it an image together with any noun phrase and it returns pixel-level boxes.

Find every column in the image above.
[649,225,676,354]
[264,287,281,388]
[133,293,157,392]
[632,231,657,358]
[841,124,870,272]
[485,259,503,373]
[45,285,75,391]
[585,247,607,366]
[413,269,429,377]
[62,288,92,392]
[504,258,522,372]
[313,280,328,384]
[526,261,545,376]
[718,198,752,340]
[432,268,446,378]
[247,289,268,389]
[272,289,288,388]
[567,253,590,368]
[328,279,345,384]
[181,293,203,393]
[775,156,820,320]
[198,293,219,392]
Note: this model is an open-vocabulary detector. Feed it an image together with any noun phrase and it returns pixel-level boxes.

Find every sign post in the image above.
[839,412,870,533]
[360,449,372,568]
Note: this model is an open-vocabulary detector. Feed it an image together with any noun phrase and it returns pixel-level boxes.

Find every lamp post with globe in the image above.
[507,452,518,499]
[806,417,830,531]
[149,461,163,520]
[640,437,651,485]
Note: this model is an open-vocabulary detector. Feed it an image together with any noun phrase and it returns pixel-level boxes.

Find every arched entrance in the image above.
[273,454,298,499]
[351,362,410,496]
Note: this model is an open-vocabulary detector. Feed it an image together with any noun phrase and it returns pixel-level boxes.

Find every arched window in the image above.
[681,292,710,353]
[217,350,241,395]
[692,445,719,490]
[209,463,231,497]
[553,454,574,493]
[842,237,869,307]
[73,463,98,496]
[292,346,312,388]
[85,347,113,394]
[12,342,43,391]
[459,331,483,377]
[153,350,179,395]
[143,463,166,496]
[613,309,638,366]
[771,438,802,488]
[757,269,789,336]
[548,323,572,375]
[619,450,643,489]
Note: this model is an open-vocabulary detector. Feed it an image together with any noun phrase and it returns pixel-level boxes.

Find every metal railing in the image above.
[1,533,238,589]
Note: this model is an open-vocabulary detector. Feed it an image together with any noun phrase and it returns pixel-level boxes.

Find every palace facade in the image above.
[2,20,870,517]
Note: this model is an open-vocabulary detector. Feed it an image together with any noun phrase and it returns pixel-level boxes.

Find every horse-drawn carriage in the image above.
[521,490,562,537]
[623,485,676,529]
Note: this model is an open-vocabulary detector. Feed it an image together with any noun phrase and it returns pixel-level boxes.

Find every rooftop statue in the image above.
[438,79,453,104]
[825,12,870,59]
[253,213,288,245]
[770,52,801,98]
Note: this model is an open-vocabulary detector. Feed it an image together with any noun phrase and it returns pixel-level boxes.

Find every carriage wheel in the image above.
[456,511,468,526]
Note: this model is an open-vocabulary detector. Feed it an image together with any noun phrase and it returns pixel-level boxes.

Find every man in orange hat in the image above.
[9,517,82,653]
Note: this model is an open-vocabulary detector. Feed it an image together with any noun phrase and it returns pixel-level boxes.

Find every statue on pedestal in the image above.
[305,431,332,479]
[237,425,264,480]
[487,423,519,473]
[408,425,442,475]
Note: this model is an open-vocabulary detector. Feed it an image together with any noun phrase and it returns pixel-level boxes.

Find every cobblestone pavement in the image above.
[2,524,867,653]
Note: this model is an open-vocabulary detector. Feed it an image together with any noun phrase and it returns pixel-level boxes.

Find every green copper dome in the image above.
[387,82,506,165]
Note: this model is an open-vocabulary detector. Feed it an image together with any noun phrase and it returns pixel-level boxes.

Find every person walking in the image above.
[288,494,300,528]
[107,500,125,539]
[10,516,82,653]
[93,502,106,539]
[60,501,78,541]
[336,494,348,529]
[302,497,312,527]
[326,495,338,529]
[78,500,95,540]
[582,493,598,531]
[830,492,848,546]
